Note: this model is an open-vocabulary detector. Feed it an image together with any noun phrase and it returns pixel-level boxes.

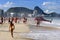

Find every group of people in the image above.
[0,17,27,38]
[9,17,27,38]
[8,17,27,24]
[8,17,19,23]
[0,16,52,38]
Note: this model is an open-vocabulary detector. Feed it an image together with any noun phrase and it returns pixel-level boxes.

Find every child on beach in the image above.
[9,21,15,38]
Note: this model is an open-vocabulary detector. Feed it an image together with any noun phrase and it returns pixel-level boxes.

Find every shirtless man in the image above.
[35,16,52,27]
[9,21,15,38]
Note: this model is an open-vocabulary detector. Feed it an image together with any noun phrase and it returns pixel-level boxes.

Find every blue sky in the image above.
[0,0,60,14]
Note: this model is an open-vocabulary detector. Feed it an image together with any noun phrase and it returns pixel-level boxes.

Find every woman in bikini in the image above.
[9,21,15,38]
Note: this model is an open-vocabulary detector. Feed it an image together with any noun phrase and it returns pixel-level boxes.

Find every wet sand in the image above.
[0,23,60,40]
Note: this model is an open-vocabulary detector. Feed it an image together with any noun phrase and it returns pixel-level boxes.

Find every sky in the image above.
[0,0,60,14]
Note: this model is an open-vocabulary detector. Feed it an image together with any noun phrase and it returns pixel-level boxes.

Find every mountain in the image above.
[33,6,46,17]
[5,7,33,17]
[34,6,45,14]
[3,6,60,17]
[50,12,58,17]
[45,12,60,17]
[5,6,46,17]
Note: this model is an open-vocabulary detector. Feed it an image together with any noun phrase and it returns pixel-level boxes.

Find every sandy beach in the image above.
[0,22,60,40]
[0,23,32,40]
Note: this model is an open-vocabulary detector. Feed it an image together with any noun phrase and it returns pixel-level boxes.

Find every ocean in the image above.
[27,17,60,28]
[19,17,60,40]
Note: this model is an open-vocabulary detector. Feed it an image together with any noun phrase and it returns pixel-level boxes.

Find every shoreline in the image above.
[0,23,60,40]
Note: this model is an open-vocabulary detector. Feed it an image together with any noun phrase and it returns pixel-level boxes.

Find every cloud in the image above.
[44,10,54,14]
[3,1,14,8]
[42,2,60,10]
[42,2,50,6]
[44,10,49,13]
[42,2,60,13]
[0,1,14,9]
[42,2,55,6]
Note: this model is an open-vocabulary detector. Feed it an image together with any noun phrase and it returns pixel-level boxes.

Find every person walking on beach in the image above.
[8,17,10,23]
[0,17,3,24]
[23,17,27,24]
[1,17,3,24]
[35,15,52,27]
[9,21,15,38]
